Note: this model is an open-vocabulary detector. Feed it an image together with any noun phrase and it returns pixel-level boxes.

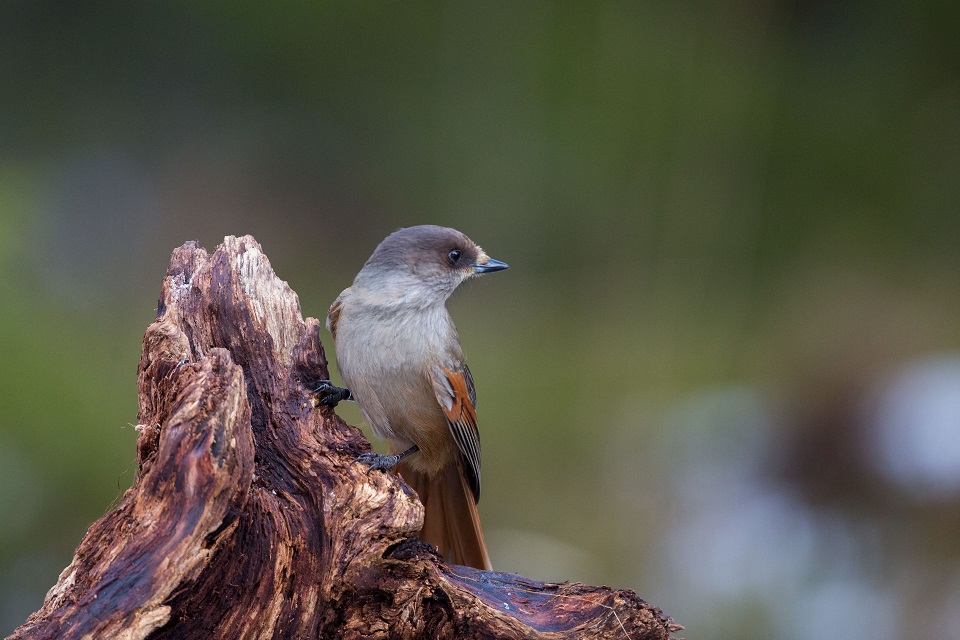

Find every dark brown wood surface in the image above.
[8,236,680,640]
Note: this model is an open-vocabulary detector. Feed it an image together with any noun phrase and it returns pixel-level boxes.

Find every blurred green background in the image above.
[2,2,959,638]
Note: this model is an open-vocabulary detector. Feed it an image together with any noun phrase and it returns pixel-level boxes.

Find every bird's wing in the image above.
[326,289,348,339]
[432,363,481,502]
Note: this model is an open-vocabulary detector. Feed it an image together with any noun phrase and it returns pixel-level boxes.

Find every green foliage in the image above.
[1,1,958,636]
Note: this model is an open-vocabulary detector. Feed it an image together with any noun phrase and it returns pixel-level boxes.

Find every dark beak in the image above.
[473,258,510,274]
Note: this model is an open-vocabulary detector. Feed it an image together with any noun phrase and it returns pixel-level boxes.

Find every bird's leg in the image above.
[312,380,353,406]
[355,445,419,471]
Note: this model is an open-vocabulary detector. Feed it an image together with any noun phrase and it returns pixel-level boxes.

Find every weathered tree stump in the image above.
[9,236,680,639]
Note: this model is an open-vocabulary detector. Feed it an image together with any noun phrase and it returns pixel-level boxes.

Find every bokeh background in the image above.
[2,2,959,638]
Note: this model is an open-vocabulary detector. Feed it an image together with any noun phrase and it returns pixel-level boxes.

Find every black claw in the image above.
[312,380,351,407]
[354,452,400,471]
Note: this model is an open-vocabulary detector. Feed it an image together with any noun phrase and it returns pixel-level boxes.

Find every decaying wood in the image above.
[8,236,680,640]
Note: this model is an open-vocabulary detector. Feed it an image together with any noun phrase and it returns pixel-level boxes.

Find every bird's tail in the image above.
[398,459,492,571]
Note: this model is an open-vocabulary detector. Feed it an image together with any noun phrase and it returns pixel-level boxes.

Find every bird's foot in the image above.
[354,452,402,471]
[312,380,352,406]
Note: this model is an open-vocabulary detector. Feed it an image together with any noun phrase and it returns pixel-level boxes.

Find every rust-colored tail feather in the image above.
[399,460,492,571]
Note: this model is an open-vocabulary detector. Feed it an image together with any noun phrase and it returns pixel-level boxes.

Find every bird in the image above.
[315,225,508,570]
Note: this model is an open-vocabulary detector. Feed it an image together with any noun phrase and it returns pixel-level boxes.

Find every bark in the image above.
[8,236,681,640]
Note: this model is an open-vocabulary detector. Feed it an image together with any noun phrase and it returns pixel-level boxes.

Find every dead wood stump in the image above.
[8,235,679,640]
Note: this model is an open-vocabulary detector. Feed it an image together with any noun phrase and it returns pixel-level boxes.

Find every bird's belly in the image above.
[334,305,458,475]
[345,365,455,475]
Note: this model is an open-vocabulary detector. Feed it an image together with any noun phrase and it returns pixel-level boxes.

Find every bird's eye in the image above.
[448,249,462,264]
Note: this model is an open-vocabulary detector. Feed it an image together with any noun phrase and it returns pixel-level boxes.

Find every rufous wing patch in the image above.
[326,292,345,339]
[438,367,481,502]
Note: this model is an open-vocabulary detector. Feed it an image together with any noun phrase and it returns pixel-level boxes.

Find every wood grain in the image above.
[7,236,680,640]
